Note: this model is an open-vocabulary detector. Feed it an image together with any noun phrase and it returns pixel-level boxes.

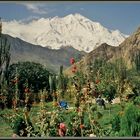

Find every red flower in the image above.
[59,123,66,129]
[126,96,129,100]
[77,107,81,112]
[95,79,100,84]
[71,65,77,73]
[70,58,75,64]
[72,69,76,73]
[80,124,84,129]
[73,65,77,70]
[24,88,29,93]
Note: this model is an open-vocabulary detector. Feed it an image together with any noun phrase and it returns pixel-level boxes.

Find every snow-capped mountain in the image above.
[3,13,128,52]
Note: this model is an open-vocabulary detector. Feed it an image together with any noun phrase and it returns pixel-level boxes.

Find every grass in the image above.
[0,117,13,137]
[0,102,122,137]
[0,108,14,137]
[97,104,121,130]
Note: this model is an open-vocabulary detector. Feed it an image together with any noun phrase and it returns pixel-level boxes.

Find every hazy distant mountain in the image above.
[5,34,86,73]
[3,13,128,53]
[65,27,140,75]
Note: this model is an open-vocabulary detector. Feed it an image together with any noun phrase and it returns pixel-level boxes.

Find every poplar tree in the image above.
[0,18,11,108]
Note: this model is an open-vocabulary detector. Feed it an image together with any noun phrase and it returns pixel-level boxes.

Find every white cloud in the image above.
[19,16,40,23]
[21,3,47,14]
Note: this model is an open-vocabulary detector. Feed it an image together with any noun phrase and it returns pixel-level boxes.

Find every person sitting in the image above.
[96,95,106,109]
[59,101,69,110]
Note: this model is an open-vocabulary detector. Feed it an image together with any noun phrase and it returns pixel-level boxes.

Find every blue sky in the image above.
[0,1,140,35]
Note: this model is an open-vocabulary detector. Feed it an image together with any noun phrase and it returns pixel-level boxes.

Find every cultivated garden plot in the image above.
[0,54,140,137]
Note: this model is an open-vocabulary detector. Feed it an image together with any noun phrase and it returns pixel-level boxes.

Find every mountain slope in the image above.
[65,27,140,75]
[5,34,86,73]
[3,13,128,52]
[120,27,140,67]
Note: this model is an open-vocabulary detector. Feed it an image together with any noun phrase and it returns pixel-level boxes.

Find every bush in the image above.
[119,104,140,136]
[111,114,120,132]
[133,96,140,106]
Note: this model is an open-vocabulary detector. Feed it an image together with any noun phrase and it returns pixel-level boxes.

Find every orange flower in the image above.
[95,79,100,84]
[126,96,129,100]
[53,102,58,107]
[71,64,77,73]
[80,124,84,129]
[53,93,57,97]
[77,107,81,112]
[72,69,76,73]
[12,78,19,84]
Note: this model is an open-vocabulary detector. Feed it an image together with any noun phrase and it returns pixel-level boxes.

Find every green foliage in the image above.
[119,103,140,136]
[0,34,11,108]
[11,116,27,136]
[103,84,116,103]
[9,111,34,137]
[133,96,140,106]
[9,62,50,91]
[7,62,50,104]
[49,75,57,93]
[111,114,120,132]
[57,65,69,98]
[134,51,140,72]
[74,71,86,89]
[0,35,11,83]
[93,59,105,72]
[1,46,140,137]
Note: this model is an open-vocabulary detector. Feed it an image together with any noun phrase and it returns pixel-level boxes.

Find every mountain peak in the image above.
[64,13,92,22]
[74,13,87,19]
[3,13,128,52]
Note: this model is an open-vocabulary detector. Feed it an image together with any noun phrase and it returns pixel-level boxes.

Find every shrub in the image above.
[119,103,140,136]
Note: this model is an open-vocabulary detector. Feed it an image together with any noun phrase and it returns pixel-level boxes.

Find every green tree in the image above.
[57,65,68,99]
[134,50,140,72]
[0,18,11,109]
[8,62,50,104]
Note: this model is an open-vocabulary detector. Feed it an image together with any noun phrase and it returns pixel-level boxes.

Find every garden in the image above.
[0,33,140,138]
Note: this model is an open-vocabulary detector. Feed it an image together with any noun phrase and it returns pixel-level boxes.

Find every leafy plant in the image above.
[119,103,140,136]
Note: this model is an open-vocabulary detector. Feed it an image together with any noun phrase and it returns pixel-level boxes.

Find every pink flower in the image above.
[59,123,66,129]
[58,123,66,137]
[12,133,18,137]
[70,58,75,64]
